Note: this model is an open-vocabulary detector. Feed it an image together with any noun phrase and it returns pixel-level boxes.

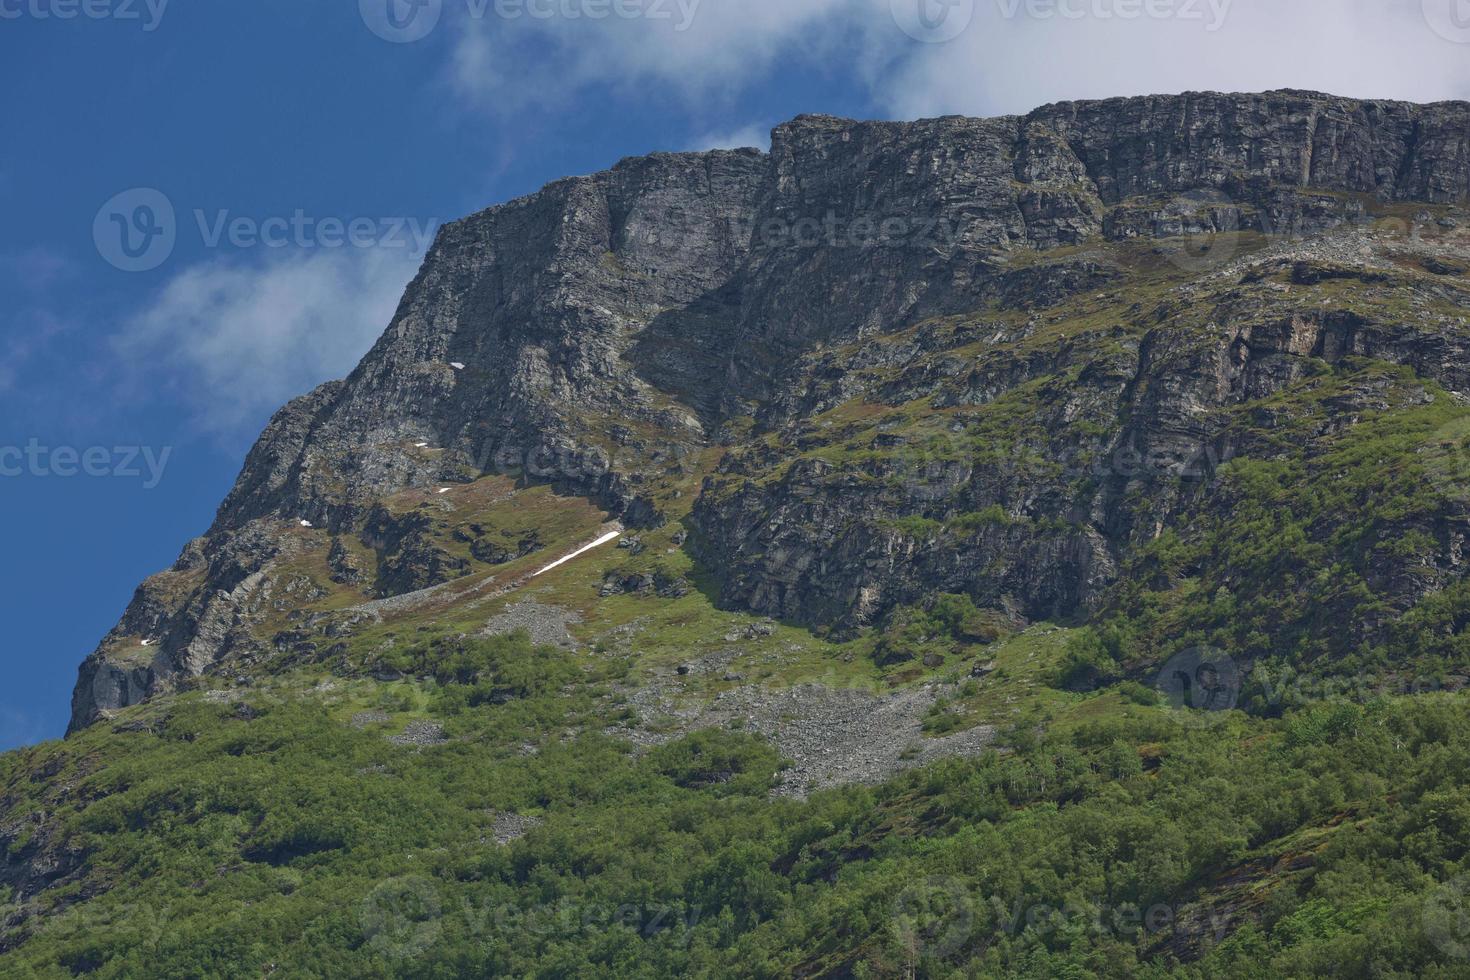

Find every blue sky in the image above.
[2,0,1467,750]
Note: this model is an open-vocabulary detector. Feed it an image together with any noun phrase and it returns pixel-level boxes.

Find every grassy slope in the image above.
[6,653,1470,977]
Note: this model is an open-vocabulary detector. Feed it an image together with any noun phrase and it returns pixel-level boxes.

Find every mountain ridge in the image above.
[70,88,1470,732]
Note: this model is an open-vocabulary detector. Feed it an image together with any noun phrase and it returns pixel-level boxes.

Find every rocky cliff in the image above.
[70,89,1470,732]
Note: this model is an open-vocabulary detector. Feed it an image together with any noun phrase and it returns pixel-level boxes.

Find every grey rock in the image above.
[68,90,1470,731]
[486,811,543,846]
[480,601,582,649]
[389,721,448,747]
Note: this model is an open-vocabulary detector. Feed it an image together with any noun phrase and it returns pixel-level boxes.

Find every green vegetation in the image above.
[1101,365,1470,688]
[8,643,1470,977]
[16,219,1470,977]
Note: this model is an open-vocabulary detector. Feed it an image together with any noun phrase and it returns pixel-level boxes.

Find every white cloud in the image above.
[116,247,423,439]
[442,0,1470,124]
[881,0,1470,120]
[686,124,773,151]
[445,0,886,114]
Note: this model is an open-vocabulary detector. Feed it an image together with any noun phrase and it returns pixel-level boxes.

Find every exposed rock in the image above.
[467,528,543,566]
[620,678,996,798]
[601,568,691,599]
[361,505,471,597]
[486,812,543,846]
[723,621,778,643]
[68,90,1470,731]
[389,721,448,747]
[327,537,367,586]
[481,601,582,649]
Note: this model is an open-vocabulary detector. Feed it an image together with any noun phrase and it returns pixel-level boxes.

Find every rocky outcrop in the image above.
[1031,90,1470,205]
[214,149,769,534]
[68,90,1470,731]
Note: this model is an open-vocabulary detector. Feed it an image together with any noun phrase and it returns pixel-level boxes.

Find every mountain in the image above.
[7,90,1470,977]
[70,88,1470,729]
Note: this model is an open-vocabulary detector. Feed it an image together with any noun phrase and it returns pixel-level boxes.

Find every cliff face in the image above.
[70,90,1470,732]
[216,148,769,531]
